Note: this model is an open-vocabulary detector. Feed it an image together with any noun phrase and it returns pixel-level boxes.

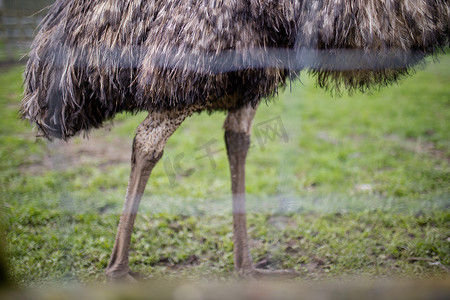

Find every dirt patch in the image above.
[385,134,450,162]
[20,129,133,175]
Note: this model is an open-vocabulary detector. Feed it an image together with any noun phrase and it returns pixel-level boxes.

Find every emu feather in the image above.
[21,0,449,140]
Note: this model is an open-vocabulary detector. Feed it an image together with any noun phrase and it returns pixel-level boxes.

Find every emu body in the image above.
[21,0,449,280]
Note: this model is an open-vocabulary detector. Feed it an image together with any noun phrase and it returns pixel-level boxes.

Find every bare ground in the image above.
[19,124,133,175]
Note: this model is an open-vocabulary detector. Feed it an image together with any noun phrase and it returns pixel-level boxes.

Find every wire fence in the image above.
[0,0,53,63]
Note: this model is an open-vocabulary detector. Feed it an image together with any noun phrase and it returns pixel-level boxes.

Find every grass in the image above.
[0,53,449,285]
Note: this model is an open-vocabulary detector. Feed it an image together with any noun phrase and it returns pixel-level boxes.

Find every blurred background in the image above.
[0,0,53,64]
[0,0,449,287]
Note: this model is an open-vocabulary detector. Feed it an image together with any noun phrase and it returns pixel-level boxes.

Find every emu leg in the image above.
[106,110,192,281]
[224,103,299,278]
[224,103,257,274]
[105,139,160,281]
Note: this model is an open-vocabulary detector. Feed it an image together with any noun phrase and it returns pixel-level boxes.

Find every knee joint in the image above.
[132,137,164,165]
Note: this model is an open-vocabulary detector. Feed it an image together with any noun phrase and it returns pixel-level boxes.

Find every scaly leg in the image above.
[106,109,193,281]
[224,103,257,273]
[224,103,299,278]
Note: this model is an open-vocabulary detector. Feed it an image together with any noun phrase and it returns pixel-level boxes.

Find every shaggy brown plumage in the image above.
[21,0,449,140]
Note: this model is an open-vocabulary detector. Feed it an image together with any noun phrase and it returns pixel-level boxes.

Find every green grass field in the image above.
[1,54,449,285]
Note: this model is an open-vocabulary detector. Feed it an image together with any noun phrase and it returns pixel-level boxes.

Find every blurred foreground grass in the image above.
[0,54,449,285]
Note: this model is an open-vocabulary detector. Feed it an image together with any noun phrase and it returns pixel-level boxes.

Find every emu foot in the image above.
[237,267,300,279]
[251,268,300,279]
[106,270,145,282]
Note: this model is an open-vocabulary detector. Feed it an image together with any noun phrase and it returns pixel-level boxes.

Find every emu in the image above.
[21,0,449,280]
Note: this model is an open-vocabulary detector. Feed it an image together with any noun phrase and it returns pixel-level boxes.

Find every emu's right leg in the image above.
[106,110,192,281]
[225,103,300,278]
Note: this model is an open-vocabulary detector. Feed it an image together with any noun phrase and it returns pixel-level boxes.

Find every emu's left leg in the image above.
[224,103,257,274]
[106,109,193,281]
[224,103,299,278]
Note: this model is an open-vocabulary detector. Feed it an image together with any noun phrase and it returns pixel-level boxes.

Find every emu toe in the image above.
[250,268,301,279]
[106,270,145,282]
[235,266,300,279]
